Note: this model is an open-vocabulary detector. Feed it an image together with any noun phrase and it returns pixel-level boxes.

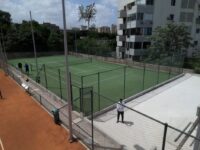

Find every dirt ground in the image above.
[0,71,86,150]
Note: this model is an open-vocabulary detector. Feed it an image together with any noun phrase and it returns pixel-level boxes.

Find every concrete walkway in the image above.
[94,73,200,150]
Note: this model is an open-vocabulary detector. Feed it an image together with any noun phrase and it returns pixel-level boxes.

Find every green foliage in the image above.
[47,30,63,51]
[184,57,200,73]
[0,9,116,55]
[149,23,192,60]
[194,67,200,74]
[77,37,115,56]
[0,10,11,34]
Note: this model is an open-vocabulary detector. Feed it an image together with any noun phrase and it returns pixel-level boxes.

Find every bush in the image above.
[194,67,200,74]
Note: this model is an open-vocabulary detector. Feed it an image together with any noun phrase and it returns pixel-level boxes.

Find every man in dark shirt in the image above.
[24,63,29,75]
[18,62,22,70]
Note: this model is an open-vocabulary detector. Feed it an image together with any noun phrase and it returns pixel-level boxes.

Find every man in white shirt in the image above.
[116,99,125,123]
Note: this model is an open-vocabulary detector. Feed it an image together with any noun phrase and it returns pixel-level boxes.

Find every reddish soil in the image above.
[0,71,86,150]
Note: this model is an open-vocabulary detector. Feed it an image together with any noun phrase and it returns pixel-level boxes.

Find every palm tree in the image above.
[78,3,97,29]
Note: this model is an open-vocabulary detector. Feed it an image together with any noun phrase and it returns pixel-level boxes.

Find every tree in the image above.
[149,23,192,61]
[0,10,11,34]
[78,3,97,29]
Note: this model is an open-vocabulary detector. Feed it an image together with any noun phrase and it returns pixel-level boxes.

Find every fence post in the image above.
[157,59,160,84]
[39,95,42,104]
[80,76,83,113]
[90,90,94,150]
[98,72,100,111]
[194,106,200,150]
[142,62,146,90]
[69,72,73,109]
[58,69,63,99]
[43,64,48,89]
[123,66,126,99]
[168,66,171,79]
[162,123,168,150]
[30,64,33,71]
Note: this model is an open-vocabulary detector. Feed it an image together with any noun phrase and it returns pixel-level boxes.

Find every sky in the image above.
[0,0,119,28]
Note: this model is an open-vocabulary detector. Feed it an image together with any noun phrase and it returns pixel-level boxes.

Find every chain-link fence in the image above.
[1,61,200,150]
[8,52,184,116]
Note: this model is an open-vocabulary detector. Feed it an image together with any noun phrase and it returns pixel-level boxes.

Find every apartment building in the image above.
[111,24,117,34]
[98,26,111,33]
[116,0,200,60]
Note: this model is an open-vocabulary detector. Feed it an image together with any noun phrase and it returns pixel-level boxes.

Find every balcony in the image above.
[119,10,127,18]
[137,5,154,13]
[118,46,126,52]
[119,24,127,30]
[136,20,153,27]
[119,35,126,41]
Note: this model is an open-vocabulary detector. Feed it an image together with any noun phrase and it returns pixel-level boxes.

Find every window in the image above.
[131,28,136,35]
[146,0,154,5]
[134,42,142,49]
[135,28,143,35]
[171,0,176,6]
[128,14,136,21]
[144,14,153,21]
[122,42,126,47]
[169,14,174,21]
[129,42,134,48]
[144,28,152,35]
[181,0,195,9]
[180,12,194,22]
[136,0,146,5]
[188,0,196,8]
[137,13,144,20]
[196,29,200,33]
[194,41,198,46]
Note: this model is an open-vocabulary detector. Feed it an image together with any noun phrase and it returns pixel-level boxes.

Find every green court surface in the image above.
[9,55,180,114]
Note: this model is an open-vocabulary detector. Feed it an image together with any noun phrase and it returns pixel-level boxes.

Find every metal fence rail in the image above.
[1,53,199,150]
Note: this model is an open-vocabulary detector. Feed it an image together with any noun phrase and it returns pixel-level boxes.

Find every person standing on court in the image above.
[24,63,29,75]
[116,98,125,123]
[18,62,22,71]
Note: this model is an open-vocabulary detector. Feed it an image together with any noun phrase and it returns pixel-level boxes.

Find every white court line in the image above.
[0,138,5,150]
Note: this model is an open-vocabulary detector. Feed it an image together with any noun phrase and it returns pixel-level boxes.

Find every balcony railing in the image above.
[119,35,126,41]
[119,24,126,30]
[119,10,127,18]
[118,46,126,52]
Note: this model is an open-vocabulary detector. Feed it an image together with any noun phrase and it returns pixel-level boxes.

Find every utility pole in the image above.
[30,11,39,76]
[61,0,74,142]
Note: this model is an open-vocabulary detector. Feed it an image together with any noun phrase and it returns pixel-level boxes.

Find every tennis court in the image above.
[8,54,181,114]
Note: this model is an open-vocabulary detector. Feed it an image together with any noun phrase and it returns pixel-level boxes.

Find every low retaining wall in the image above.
[69,52,185,74]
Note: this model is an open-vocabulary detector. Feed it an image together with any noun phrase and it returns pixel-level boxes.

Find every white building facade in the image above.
[116,0,200,60]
